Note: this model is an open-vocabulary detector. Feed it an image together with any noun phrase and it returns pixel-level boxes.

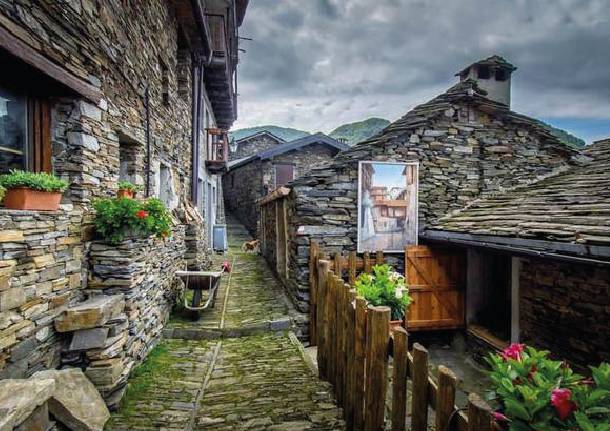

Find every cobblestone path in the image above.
[107,217,344,430]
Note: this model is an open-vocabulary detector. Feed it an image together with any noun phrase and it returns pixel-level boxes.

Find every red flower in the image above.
[492,411,509,422]
[551,388,577,421]
[527,364,538,380]
[501,343,525,361]
[222,260,232,273]
[136,210,148,219]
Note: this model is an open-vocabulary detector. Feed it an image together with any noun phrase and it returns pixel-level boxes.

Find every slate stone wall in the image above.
[519,258,610,369]
[0,0,213,396]
[230,134,283,160]
[273,102,575,317]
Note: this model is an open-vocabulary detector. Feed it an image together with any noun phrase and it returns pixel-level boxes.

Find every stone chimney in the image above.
[456,55,517,107]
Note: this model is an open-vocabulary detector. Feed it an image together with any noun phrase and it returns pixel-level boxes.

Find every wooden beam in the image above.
[0,24,102,104]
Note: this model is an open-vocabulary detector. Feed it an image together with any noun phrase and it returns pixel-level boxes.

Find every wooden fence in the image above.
[309,241,496,431]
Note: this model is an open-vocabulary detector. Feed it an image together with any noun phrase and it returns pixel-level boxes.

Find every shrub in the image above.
[487,344,610,430]
[0,170,68,192]
[93,197,172,245]
[117,181,142,192]
[0,185,5,203]
[354,264,411,320]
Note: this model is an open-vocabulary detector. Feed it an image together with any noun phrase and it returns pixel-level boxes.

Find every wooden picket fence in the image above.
[309,241,496,431]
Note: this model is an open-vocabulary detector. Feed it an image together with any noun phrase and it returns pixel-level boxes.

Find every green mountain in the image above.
[229,125,310,142]
[538,121,586,148]
[329,117,391,145]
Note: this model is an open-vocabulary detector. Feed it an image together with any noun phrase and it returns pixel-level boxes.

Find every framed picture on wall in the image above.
[357,161,419,253]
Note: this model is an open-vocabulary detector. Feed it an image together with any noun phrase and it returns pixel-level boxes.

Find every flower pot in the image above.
[390,319,405,331]
[117,189,135,199]
[3,187,62,211]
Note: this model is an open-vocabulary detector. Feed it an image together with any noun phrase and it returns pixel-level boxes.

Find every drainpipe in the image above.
[145,85,151,197]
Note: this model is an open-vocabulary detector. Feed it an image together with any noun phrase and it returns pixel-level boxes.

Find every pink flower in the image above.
[551,388,577,421]
[501,343,525,362]
[492,411,509,422]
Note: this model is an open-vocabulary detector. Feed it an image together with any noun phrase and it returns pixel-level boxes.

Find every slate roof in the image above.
[427,139,610,250]
[227,134,350,171]
[234,130,286,145]
[455,55,517,77]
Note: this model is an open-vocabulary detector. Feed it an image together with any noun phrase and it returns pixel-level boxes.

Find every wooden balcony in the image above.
[205,128,229,174]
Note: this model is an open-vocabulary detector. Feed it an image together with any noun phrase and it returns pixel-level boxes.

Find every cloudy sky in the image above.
[233,0,610,143]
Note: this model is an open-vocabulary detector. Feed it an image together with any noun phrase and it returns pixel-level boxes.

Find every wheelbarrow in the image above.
[176,270,223,319]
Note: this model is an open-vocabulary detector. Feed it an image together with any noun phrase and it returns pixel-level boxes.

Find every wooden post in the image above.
[353,297,367,430]
[344,289,357,429]
[391,327,408,431]
[335,277,346,403]
[436,366,457,431]
[334,252,343,277]
[326,272,337,385]
[309,241,319,346]
[364,306,390,431]
[376,250,384,265]
[411,343,429,431]
[316,259,330,379]
[363,251,371,273]
[467,393,493,431]
[348,251,357,285]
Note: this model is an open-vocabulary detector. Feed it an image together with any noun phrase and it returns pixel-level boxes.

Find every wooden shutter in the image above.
[405,245,466,331]
[28,98,52,172]
[275,164,294,187]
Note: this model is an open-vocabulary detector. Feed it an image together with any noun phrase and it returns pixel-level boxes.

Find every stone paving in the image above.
[106,217,344,430]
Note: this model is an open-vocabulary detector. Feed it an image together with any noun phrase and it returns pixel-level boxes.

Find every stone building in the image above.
[0,0,247,408]
[223,133,349,235]
[256,57,609,370]
[229,130,286,160]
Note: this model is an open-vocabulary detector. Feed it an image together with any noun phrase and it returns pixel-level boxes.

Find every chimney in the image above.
[455,55,517,107]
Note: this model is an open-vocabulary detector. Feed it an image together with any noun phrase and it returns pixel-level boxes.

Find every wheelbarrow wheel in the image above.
[190,289,203,320]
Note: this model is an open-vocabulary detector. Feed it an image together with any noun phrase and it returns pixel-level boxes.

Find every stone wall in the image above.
[0,207,85,379]
[271,101,575,317]
[230,134,283,160]
[519,258,610,369]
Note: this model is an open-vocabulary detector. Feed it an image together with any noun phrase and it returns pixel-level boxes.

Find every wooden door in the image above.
[405,245,465,331]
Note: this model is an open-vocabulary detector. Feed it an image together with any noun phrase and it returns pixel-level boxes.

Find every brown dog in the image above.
[241,239,260,253]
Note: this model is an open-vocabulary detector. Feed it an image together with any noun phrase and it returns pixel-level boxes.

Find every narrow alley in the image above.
[106,217,345,430]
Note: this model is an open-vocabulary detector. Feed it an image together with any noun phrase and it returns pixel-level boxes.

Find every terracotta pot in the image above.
[117,189,135,199]
[3,187,62,211]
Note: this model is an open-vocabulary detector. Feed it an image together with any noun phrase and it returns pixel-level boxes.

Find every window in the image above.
[159,164,172,208]
[274,164,294,187]
[0,83,51,173]
[477,65,491,79]
[495,69,508,81]
[119,136,139,184]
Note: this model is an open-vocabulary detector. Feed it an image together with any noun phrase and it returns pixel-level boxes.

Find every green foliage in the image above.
[117,181,142,192]
[354,264,411,320]
[229,125,310,142]
[0,170,68,192]
[329,117,390,145]
[487,345,610,430]
[0,185,5,203]
[93,197,172,245]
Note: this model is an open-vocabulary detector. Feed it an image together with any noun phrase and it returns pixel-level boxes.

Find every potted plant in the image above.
[354,264,412,329]
[487,344,610,430]
[117,181,142,199]
[93,196,172,245]
[0,170,68,211]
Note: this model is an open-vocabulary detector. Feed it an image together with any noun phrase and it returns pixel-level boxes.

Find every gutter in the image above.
[421,230,610,267]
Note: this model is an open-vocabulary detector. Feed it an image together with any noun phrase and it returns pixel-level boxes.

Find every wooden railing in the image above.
[309,241,496,431]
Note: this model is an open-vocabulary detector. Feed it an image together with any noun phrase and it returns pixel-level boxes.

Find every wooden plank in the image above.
[376,250,384,265]
[335,277,346,404]
[334,252,344,277]
[467,393,492,431]
[391,327,408,431]
[326,271,337,384]
[316,259,330,379]
[436,366,458,431]
[344,289,357,429]
[363,251,371,273]
[348,251,357,285]
[0,25,102,103]
[309,241,319,346]
[411,343,429,431]
[364,306,390,431]
[353,297,367,430]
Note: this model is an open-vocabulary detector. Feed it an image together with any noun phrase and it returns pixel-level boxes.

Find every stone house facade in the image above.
[255,58,609,370]
[0,0,247,407]
[224,134,349,235]
[229,130,286,160]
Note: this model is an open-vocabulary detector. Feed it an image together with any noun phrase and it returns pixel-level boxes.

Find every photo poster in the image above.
[357,161,419,253]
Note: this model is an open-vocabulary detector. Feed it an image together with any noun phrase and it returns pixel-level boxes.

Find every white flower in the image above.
[395,287,403,299]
